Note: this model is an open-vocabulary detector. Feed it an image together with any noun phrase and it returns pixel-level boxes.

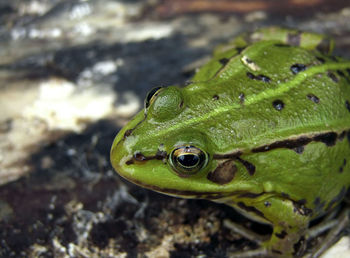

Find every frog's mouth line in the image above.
[119,172,316,220]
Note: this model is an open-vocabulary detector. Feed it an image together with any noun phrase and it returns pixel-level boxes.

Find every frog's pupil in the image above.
[177,154,199,168]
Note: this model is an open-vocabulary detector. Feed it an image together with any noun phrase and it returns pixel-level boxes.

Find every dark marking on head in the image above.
[339,131,346,141]
[346,100,350,112]
[313,132,337,146]
[326,186,346,211]
[237,202,265,219]
[219,58,229,65]
[207,160,236,185]
[213,95,219,100]
[281,192,290,199]
[347,68,350,77]
[264,201,271,207]
[124,129,133,138]
[275,230,287,239]
[238,192,264,199]
[316,38,332,54]
[339,159,347,173]
[244,57,254,64]
[327,72,339,83]
[316,57,325,63]
[236,157,256,176]
[246,72,271,82]
[293,146,304,154]
[239,93,245,104]
[296,199,307,205]
[290,64,307,75]
[287,32,301,46]
[126,150,167,165]
[273,100,284,111]
[307,94,320,104]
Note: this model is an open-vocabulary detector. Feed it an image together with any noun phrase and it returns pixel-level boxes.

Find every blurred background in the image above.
[0,0,350,257]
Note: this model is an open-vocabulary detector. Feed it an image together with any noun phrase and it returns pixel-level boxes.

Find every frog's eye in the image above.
[145,86,163,109]
[169,145,208,176]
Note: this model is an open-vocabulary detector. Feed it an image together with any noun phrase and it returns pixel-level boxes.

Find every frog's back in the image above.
[181,38,350,219]
[185,40,350,153]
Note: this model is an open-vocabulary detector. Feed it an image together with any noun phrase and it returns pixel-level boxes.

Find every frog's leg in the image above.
[222,195,311,256]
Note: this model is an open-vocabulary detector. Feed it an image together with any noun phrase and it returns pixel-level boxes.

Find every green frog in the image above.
[110,27,350,256]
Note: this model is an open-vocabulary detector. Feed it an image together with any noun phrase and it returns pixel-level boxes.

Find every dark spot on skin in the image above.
[124,129,133,138]
[290,64,307,75]
[327,72,339,83]
[314,197,326,214]
[236,47,246,53]
[134,152,147,161]
[313,132,337,146]
[339,131,346,141]
[281,192,290,199]
[347,68,350,77]
[246,72,271,82]
[237,202,265,219]
[339,159,347,173]
[316,38,332,54]
[273,100,284,111]
[347,131,350,144]
[307,94,320,104]
[155,149,168,160]
[179,100,184,108]
[253,131,343,153]
[287,32,301,46]
[337,70,346,77]
[238,192,264,199]
[275,230,287,239]
[293,146,304,154]
[316,57,326,63]
[236,157,256,176]
[274,43,290,47]
[246,71,255,79]
[272,249,283,255]
[264,201,271,207]
[239,93,245,104]
[297,199,307,205]
[256,75,271,83]
[219,58,229,65]
[293,201,313,216]
[326,186,346,211]
[207,160,236,185]
[346,100,350,112]
[330,56,339,62]
[213,95,219,100]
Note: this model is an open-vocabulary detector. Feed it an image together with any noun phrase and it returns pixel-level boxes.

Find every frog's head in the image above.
[111,85,253,199]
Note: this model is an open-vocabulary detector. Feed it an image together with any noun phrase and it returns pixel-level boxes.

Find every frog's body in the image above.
[110,27,350,256]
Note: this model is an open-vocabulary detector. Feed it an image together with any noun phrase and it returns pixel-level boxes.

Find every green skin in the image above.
[111,27,350,256]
